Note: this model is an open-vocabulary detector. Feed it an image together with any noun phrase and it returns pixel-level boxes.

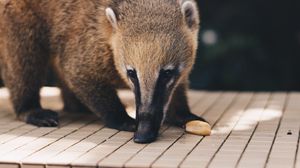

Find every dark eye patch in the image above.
[127,69,137,80]
[126,68,141,107]
[161,70,174,79]
[160,69,178,81]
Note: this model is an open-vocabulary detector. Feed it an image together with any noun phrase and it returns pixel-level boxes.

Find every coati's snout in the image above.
[134,113,161,143]
[126,68,179,143]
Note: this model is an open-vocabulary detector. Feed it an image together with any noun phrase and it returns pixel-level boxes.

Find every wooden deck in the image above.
[0,87,299,168]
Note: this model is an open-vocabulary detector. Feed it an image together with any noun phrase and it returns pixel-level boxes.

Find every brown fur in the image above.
[0,0,204,141]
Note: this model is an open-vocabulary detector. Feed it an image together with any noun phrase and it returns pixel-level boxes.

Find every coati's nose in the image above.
[133,121,158,143]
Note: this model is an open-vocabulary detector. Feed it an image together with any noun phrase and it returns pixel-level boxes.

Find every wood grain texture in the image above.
[0,88,298,168]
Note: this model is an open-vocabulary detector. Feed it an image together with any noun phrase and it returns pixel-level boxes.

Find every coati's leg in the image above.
[166,83,207,127]
[60,83,92,114]
[0,2,58,127]
[64,74,136,131]
[53,65,92,114]
[1,53,59,127]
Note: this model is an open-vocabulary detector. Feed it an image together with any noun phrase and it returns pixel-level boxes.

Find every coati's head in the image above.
[106,0,199,143]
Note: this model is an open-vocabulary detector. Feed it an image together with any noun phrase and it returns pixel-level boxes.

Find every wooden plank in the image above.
[0,96,26,137]
[0,163,19,168]
[0,124,38,145]
[210,93,286,168]
[0,115,80,163]
[236,93,287,168]
[71,131,133,167]
[152,92,252,168]
[191,92,222,117]
[291,93,300,168]
[0,120,25,137]
[0,116,95,166]
[187,90,207,107]
[21,164,44,168]
[297,126,300,168]
[46,127,118,167]
[0,89,298,168]
[266,93,300,168]
[124,92,229,168]
[180,93,270,168]
[0,115,74,158]
[21,118,100,166]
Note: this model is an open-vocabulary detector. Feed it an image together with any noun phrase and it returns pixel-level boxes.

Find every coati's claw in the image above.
[185,120,211,136]
[25,109,59,127]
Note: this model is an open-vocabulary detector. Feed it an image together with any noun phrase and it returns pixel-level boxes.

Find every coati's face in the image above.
[106,0,199,143]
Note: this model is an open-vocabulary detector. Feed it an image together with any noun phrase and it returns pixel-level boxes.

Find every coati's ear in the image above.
[105,7,118,29]
[179,0,200,30]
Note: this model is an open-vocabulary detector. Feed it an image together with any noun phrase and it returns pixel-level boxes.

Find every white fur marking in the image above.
[126,65,134,71]
[166,78,174,88]
[163,64,175,71]
[162,97,172,125]
[179,63,185,72]
[105,8,118,29]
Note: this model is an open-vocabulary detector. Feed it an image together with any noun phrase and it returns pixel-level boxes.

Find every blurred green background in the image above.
[190,0,300,91]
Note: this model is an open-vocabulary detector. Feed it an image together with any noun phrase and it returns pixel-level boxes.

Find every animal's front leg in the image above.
[166,83,211,136]
[66,77,136,132]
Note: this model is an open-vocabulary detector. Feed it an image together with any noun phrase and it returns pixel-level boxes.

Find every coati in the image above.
[0,0,210,143]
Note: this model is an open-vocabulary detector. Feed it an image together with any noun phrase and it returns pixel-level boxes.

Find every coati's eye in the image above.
[160,69,175,80]
[127,69,137,80]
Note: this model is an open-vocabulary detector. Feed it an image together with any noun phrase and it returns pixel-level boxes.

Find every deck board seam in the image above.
[234,93,271,168]
[149,128,184,168]
[0,113,69,147]
[234,115,258,168]
[195,92,224,117]
[205,92,255,168]
[293,113,300,168]
[46,122,105,167]
[20,117,98,166]
[163,92,225,168]
[0,122,27,144]
[119,126,170,168]
[205,92,254,168]
[234,93,272,168]
[0,115,73,163]
[263,93,288,168]
[95,132,134,168]
[177,92,225,168]
[177,92,240,168]
[71,129,121,168]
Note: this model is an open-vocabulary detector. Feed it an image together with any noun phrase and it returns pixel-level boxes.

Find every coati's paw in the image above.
[185,120,211,136]
[25,109,59,127]
[106,117,136,132]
